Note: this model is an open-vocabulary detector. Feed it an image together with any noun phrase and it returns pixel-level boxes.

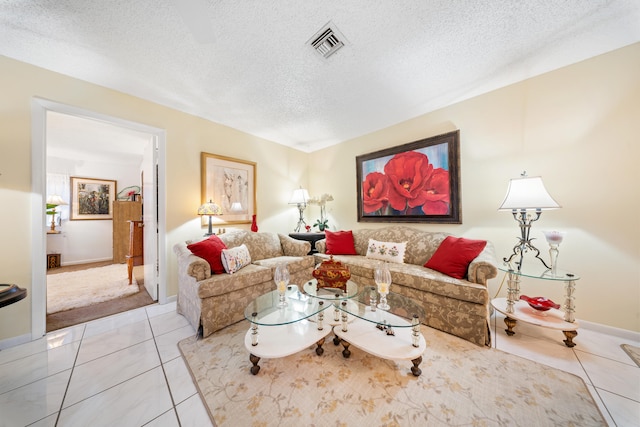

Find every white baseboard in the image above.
[60,257,113,267]
[0,332,32,351]
[579,319,640,342]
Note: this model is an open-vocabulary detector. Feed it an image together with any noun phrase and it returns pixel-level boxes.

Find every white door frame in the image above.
[30,97,167,340]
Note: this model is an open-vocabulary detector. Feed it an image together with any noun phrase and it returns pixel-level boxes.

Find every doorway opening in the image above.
[31,98,167,339]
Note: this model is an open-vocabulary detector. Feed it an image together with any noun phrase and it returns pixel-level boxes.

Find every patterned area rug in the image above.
[47,264,138,314]
[621,344,640,367]
[179,321,606,427]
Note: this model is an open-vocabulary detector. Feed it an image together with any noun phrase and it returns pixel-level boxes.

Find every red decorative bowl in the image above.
[520,295,560,311]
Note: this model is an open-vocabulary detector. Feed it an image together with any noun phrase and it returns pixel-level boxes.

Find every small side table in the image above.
[47,253,61,270]
[288,232,325,254]
[492,265,580,347]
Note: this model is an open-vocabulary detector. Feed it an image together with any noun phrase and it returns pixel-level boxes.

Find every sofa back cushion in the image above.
[351,226,451,266]
[218,230,284,261]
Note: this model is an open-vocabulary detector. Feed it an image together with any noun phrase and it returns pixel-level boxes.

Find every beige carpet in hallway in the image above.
[46,262,154,332]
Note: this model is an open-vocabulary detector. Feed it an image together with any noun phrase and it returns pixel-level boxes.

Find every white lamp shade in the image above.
[46,195,68,206]
[498,176,560,211]
[289,188,310,205]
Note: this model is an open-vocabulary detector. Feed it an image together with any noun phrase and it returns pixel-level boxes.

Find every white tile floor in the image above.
[0,302,638,426]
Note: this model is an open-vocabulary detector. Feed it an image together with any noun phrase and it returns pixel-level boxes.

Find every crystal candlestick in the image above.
[274,263,290,307]
[375,262,391,310]
[542,231,566,276]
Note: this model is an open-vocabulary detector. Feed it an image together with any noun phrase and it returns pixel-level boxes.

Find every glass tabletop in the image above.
[302,279,361,300]
[244,285,330,326]
[337,287,426,328]
[498,263,580,281]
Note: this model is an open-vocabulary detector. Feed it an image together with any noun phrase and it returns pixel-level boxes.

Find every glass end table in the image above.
[492,264,580,347]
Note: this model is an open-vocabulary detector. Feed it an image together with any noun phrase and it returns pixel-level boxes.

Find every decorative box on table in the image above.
[312,256,351,292]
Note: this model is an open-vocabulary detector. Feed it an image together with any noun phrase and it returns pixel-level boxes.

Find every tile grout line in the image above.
[146,308,183,427]
[52,323,87,427]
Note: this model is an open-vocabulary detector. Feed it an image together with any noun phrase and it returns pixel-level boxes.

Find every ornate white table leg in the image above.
[505,269,521,314]
[250,312,259,346]
[317,301,324,331]
[341,301,348,332]
[563,275,576,323]
[411,315,420,348]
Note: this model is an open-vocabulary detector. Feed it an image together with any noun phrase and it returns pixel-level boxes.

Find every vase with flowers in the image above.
[309,193,333,232]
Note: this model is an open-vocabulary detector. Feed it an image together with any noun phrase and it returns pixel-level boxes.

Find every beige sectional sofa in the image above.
[314,226,498,346]
[174,230,314,337]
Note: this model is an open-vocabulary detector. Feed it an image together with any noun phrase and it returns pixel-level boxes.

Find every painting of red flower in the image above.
[362,172,390,213]
[356,131,460,223]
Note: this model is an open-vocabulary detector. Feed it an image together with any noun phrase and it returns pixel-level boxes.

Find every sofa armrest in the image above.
[315,238,327,254]
[173,242,212,282]
[278,234,311,256]
[467,241,498,286]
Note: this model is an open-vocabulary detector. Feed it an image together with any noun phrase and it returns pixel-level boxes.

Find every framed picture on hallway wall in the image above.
[201,152,256,225]
[70,176,117,220]
[356,130,461,224]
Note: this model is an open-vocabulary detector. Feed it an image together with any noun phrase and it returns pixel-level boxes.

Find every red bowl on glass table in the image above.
[519,295,560,312]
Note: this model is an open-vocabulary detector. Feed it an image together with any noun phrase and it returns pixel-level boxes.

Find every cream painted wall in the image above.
[309,43,640,332]
[0,56,309,342]
[0,43,638,344]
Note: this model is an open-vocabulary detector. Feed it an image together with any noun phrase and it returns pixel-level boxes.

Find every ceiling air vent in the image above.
[308,23,346,59]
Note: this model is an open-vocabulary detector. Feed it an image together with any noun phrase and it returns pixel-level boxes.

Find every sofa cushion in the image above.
[186,235,227,274]
[197,263,273,299]
[425,236,487,279]
[325,230,357,255]
[221,244,252,274]
[252,255,315,276]
[218,230,284,261]
[366,238,407,264]
[278,234,311,256]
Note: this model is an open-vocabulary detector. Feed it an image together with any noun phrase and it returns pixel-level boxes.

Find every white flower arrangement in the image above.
[308,193,333,231]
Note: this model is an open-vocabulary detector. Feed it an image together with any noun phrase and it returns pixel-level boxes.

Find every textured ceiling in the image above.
[2,1,639,153]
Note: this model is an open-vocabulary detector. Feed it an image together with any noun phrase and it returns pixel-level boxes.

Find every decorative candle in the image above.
[278,281,286,292]
[378,283,389,294]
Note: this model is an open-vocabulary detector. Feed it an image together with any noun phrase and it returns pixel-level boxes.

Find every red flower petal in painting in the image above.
[384,151,433,211]
[362,172,390,213]
[422,168,450,215]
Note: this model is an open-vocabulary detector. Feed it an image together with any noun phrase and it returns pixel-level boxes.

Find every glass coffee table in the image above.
[332,287,427,376]
[243,285,332,375]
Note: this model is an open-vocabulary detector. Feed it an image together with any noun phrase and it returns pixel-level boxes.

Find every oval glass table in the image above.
[243,285,332,374]
[331,287,427,376]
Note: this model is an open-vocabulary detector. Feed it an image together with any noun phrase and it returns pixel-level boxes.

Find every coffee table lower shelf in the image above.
[333,317,426,376]
[491,297,579,347]
[243,320,332,375]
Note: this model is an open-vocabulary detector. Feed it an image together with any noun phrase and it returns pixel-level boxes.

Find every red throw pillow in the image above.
[325,230,357,255]
[425,236,487,279]
[187,235,228,274]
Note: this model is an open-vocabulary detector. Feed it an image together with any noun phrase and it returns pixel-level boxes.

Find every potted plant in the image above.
[309,193,333,232]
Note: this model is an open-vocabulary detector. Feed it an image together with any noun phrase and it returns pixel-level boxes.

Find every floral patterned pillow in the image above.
[365,239,407,264]
[221,244,252,274]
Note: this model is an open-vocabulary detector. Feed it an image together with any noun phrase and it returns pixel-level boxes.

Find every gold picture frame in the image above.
[70,176,117,220]
[201,152,257,225]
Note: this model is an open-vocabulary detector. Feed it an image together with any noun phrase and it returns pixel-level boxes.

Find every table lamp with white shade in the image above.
[498,172,561,271]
